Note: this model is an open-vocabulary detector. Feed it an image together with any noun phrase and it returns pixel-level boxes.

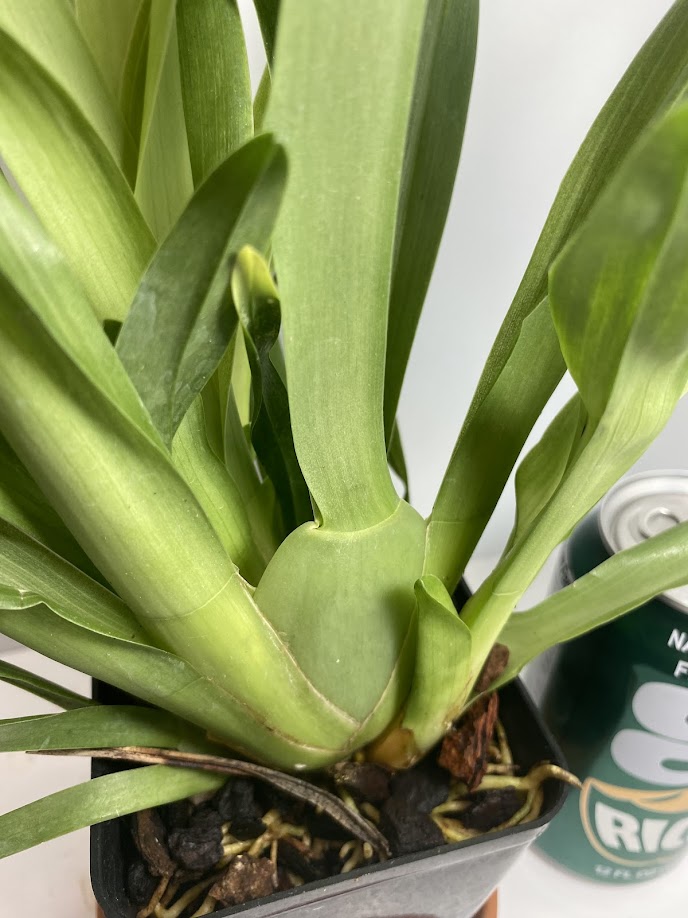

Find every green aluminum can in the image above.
[536,470,688,883]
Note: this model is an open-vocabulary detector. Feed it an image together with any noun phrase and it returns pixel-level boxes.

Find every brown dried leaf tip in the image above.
[210,854,276,906]
[475,643,510,694]
[438,693,499,790]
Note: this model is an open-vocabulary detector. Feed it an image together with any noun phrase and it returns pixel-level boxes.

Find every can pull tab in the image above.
[639,507,682,539]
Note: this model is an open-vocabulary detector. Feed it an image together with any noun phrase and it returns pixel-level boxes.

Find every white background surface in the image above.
[1,1,687,916]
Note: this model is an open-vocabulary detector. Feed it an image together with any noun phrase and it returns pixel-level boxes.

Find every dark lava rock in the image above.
[214,778,266,838]
[190,805,225,831]
[391,761,450,814]
[209,854,276,906]
[126,860,157,906]
[232,815,267,841]
[277,837,329,883]
[333,762,391,804]
[379,796,445,857]
[462,787,524,832]
[168,824,223,872]
[158,799,192,831]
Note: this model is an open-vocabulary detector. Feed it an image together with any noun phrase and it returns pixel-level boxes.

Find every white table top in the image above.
[0,556,684,916]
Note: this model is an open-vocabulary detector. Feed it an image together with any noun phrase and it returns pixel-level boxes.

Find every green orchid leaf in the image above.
[462,100,688,669]
[426,299,564,588]
[119,0,150,150]
[220,382,260,499]
[0,181,165,447]
[0,605,337,769]
[399,576,472,762]
[0,766,224,860]
[384,0,478,443]
[0,518,149,646]
[229,329,254,427]
[134,0,194,238]
[0,433,102,582]
[428,0,688,589]
[494,521,688,692]
[505,396,587,556]
[117,134,287,447]
[387,423,409,501]
[254,500,425,729]
[254,66,271,132]
[0,520,345,767]
[0,187,361,765]
[172,397,268,584]
[0,0,137,181]
[0,180,349,753]
[551,120,688,427]
[267,0,427,530]
[252,0,279,65]
[0,660,94,711]
[232,246,311,532]
[75,0,142,104]
[177,0,252,187]
[0,705,209,754]
[0,29,155,323]
[213,370,281,558]
[203,341,275,555]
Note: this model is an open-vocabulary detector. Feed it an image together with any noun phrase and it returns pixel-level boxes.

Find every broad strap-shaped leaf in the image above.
[172,397,268,584]
[75,0,143,105]
[504,395,587,555]
[387,423,409,501]
[428,0,688,588]
[0,705,209,754]
[466,0,688,422]
[177,0,252,186]
[0,28,155,322]
[252,0,279,65]
[0,433,102,581]
[254,66,271,132]
[208,352,281,559]
[0,660,94,711]
[119,0,150,150]
[0,182,357,758]
[231,247,311,531]
[462,101,688,667]
[254,500,425,727]
[0,0,136,181]
[426,299,564,588]
[493,521,688,692]
[384,0,478,442]
[0,607,339,770]
[0,519,148,645]
[266,0,428,530]
[0,522,349,767]
[0,766,224,860]
[551,118,688,425]
[117,134,287,447]
[134,0,194,238]
[399,576,472,764]
[202,347,273,549]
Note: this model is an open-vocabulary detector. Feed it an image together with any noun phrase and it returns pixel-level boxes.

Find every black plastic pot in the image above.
[91,677,568,918]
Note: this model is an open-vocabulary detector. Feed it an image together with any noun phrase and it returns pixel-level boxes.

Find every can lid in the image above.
[600,470,688,613]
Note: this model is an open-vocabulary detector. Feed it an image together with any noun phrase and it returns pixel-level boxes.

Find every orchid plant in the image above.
[1,0,688,859]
